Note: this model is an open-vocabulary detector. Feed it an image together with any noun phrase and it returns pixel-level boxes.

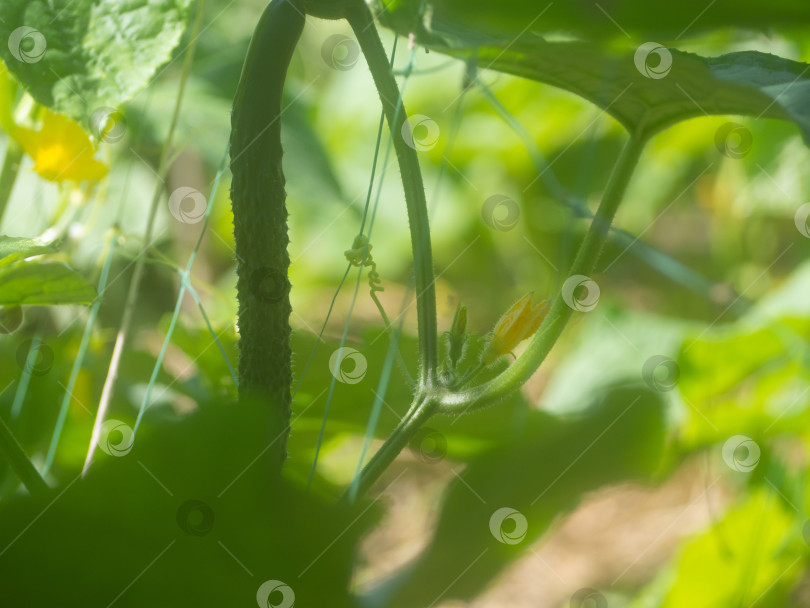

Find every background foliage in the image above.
[0,0,809,606]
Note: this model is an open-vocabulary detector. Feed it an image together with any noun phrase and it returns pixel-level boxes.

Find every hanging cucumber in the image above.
[230,0,305,466]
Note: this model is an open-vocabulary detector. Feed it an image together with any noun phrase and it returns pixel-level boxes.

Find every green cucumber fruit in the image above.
[230,0,305,466]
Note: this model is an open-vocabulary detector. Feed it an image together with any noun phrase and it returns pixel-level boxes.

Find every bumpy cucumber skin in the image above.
[230,0,305,465]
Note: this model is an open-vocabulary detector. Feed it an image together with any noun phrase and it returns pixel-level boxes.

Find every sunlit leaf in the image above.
[677,263,810,446]
[0,235,56,263]
[0,0,193,130]
[0,261,95,305]
[373,3,810,144]
[629,490,804,608]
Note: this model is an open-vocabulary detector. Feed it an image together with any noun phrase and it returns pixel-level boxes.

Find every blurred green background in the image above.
[0,0,809,606]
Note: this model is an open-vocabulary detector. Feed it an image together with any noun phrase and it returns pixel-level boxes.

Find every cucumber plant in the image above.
[230,0,810,500]
[0,0,808,605]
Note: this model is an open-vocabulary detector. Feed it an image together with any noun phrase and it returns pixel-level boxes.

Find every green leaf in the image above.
[377,386,667,607]
[0,401,374,606]
[677,317,810,445]
[676,261,810,446]
[374,0,810,43]
[0,235,55,264]
[678,324,806,448]
[0,0,193,130]
[373,4,810,144]
[0,261,95,305]
[629,490,804,608]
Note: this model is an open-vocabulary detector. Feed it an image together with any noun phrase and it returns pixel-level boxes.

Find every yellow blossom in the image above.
[14,110,107,182]
[481,292,549,365]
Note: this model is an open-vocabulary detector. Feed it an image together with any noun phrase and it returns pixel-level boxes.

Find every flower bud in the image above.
[445,304,467,368]
[480,292,548,365]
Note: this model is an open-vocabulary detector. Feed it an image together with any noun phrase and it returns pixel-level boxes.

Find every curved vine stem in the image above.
[346,395,437,501]
[346,1,439,389]
[350,132,647,497]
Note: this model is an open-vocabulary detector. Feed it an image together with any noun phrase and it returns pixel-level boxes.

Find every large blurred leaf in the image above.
[374,4,810,144]
[0,261,95,305]
[373,386,667,607]
[374,0,810,43]
[0,0,193,130]
[0,402,375,606]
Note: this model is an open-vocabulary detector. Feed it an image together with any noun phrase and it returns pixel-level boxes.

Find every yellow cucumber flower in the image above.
[13,110,107,182]
[481,292,549,365]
